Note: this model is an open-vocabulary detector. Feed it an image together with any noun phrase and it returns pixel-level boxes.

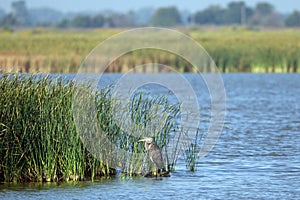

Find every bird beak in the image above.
[139,138,147,142]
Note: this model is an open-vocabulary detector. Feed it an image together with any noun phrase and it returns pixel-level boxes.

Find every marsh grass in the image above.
[0,74,89,182]
[183,128,204,172]
[0,28,299,73]
[0,73,198,182]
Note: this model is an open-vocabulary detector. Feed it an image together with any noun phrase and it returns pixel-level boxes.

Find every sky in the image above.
[1,0,299,13]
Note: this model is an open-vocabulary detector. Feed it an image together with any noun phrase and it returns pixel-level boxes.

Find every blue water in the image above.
[1,73,299,199]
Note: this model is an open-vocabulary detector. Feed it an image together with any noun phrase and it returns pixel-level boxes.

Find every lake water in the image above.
[1,73,300,199]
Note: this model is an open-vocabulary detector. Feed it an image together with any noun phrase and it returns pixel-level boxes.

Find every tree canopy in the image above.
[285,11,300,27]
[151,6,181,26]
[0,1,300,28]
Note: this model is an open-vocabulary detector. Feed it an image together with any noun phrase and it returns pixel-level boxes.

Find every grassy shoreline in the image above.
[0,27,299,73]
[0,73,189,183]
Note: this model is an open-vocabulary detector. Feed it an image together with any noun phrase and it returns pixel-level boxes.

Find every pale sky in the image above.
[1,0,299,13]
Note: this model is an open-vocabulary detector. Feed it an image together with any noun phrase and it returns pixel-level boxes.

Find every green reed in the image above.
[0,74,189,182]
[1,28,299,73]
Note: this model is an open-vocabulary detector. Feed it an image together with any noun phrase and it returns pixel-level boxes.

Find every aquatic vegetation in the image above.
[0,74,198,182]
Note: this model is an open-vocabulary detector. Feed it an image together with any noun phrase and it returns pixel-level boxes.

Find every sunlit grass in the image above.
[0,73,196,182]
[0,27,299,73]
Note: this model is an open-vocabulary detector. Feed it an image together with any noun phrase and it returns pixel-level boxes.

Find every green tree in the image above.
[71,15,92,28]
[11,0,30,26]
[249,2,279,26]
[151,6,181,27]
[92,14,105,27]
[194,6,225,25]
[56,19,70,28]
[255,2,274,16]
[225,1,246,24]
[106,13,134,27]
[0,13,17,26]
[285,11,300,27]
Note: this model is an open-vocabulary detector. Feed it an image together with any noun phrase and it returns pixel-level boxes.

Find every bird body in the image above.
[139,137,164,171]
[139,137,170,177]
[147,142,164,169]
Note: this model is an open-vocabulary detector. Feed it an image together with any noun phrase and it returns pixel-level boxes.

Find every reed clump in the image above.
[0,74,101,182]
[0,74,187,182]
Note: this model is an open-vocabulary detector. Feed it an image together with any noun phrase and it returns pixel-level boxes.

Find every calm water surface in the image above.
[1,73,299,199]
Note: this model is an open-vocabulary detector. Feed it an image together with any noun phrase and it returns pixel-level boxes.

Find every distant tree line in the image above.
[1,1,300,28]
[191,2,300,27]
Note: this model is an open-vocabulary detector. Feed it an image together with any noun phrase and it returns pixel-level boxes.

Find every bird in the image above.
[139,137,169,177]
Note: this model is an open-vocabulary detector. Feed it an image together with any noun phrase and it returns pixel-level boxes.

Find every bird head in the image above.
[139,137,153,144]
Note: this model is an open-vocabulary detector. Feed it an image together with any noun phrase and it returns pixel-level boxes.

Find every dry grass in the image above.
[0,27,299,73]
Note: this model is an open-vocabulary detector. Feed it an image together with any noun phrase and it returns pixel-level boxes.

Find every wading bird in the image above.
[139,137,169,177]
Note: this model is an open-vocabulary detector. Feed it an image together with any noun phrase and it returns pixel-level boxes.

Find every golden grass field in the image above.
[0,27,299,73]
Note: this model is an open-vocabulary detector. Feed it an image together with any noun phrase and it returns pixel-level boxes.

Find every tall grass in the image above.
[0,74,192,182]
[0,28,299,73]
[192,27,300,73]
[0,29,120,73]
[0,74,92,182]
